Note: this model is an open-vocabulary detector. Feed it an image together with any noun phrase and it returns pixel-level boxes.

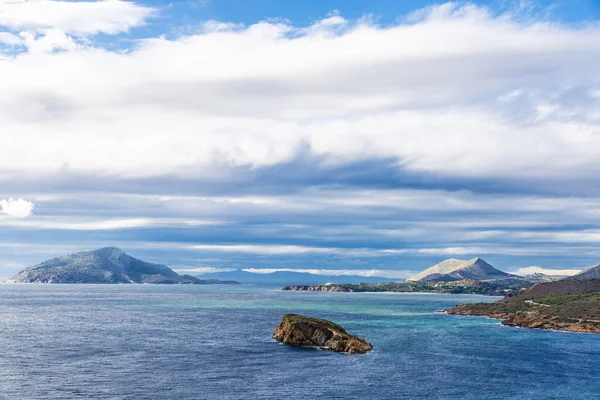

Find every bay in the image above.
[0,284,599,399]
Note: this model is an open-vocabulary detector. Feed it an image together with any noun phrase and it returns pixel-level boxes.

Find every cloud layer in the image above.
[0,2,599,182]
[0,0,153,34]
[1,2,600,277]
[0,0,154,52]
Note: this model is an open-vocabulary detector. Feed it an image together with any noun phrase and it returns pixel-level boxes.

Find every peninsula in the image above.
[445,279,600,333]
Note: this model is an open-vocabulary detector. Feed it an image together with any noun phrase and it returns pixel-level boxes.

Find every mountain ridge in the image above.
[565,262,600,281]
[408,257,511,282]
[9,247,239,285]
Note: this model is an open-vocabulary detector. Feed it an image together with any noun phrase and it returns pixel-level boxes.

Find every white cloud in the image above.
[172,266,236,274]
[0,217,219,230]
[19,29,78,53]
[0,0,154,35]
[241,268,411,279]
[0,31,21,45]
[512,266,581,276]
[0,198,34,218]
[183,244,379,256]
[0,3,599,179]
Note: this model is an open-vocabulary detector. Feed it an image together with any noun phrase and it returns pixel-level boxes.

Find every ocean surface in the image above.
[1,284,599,399]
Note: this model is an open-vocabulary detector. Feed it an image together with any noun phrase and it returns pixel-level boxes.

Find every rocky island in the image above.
[445,279,600,333]
[273,314,373,354]
[8,247,239,285]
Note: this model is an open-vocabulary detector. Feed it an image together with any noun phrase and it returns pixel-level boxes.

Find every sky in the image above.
[1,0,600,279]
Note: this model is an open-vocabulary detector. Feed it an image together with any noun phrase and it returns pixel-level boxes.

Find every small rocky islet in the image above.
[273,314,373,354]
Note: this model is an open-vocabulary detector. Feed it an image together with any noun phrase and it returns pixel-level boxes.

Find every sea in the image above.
[0,284,599,400]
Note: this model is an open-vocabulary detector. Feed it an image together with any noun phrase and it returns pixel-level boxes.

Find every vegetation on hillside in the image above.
[445,280,600,333]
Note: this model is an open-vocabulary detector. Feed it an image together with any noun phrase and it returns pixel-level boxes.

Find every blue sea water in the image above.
[0,284,599,399]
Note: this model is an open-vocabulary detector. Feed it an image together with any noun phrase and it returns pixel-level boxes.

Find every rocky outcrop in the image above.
[272,314,373,354]
[8,247,239,285]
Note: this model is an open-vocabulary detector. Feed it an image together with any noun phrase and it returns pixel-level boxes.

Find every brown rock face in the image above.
[272,314,373,354]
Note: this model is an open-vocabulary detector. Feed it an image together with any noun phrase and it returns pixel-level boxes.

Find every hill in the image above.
[507,279,600,299]
[8,247,239,284]
[446,279,600,333]
[408,257,511,282]
[196,269,397,285]
[565,262,600,280]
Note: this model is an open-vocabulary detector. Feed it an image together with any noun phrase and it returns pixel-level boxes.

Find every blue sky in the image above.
[1,0,600,279]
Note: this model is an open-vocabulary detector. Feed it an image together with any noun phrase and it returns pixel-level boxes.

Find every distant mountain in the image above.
[196,269,397,285]
[407,257,511,282]
[8,247,239,284]
[566,263,600,281]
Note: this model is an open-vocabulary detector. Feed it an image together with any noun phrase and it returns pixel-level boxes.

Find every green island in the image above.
[445,280,600,333]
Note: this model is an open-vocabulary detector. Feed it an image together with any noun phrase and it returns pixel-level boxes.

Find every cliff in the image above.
[272,314,373,354]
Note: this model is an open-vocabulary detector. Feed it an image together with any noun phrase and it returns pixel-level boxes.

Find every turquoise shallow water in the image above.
[0,284,599,399]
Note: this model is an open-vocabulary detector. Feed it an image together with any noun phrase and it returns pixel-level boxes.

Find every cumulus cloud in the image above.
[0,198,35,218]
[512,266,581,276]
[0,0,154,35]
[0,0,154,52]
[0,3,599,181]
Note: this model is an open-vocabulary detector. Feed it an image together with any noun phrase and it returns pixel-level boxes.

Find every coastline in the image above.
[445,304,600,334]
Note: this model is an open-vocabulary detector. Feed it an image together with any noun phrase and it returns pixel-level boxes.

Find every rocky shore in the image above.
[272,314,373,354]
[446,303,600,333]
[445,280,600,334]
